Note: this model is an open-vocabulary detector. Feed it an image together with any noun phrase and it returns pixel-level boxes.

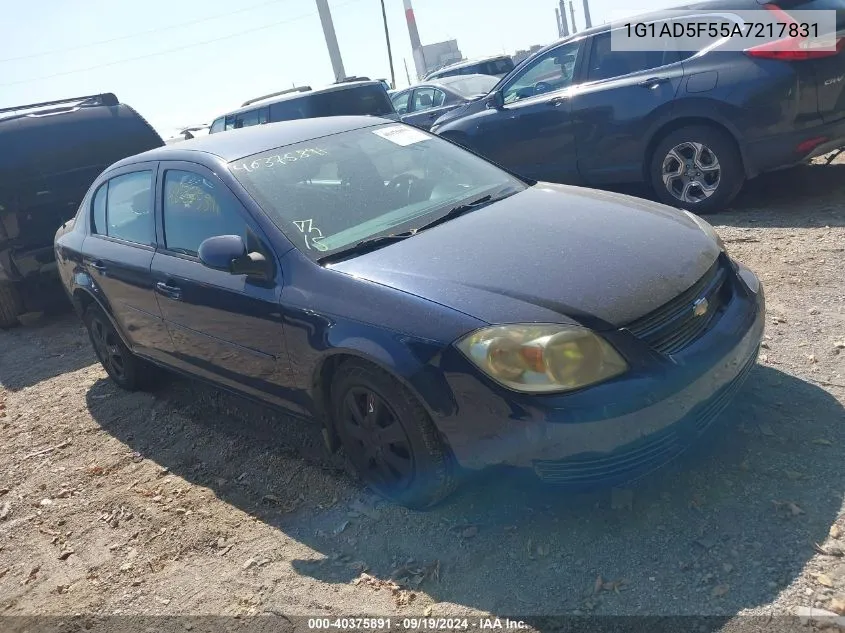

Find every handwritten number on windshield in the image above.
[293,218,326,250]
[232,148,328,173]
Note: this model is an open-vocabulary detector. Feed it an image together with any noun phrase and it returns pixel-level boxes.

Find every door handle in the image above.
[155,281,182,301]
[88,260,107,273]
[638,77,669,88]
[547,96,566,107]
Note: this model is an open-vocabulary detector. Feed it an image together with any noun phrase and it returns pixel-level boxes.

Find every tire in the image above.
[0,282,23,329]
[83,304,156,391]
[649,125,744,214]
[330,360,456,509]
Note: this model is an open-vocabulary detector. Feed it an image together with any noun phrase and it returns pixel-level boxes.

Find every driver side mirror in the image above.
[485,91,504,110]
[198,235,269,278]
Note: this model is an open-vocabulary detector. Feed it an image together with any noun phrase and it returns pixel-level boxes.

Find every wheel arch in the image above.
[645,116,748,182]
[71,285,132,351]
[311,347,455,453]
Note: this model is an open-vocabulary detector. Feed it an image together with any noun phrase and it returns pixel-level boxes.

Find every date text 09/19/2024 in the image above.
[306,618,530,630]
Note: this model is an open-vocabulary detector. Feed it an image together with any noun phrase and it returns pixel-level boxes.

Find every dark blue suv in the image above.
[431,0,845,213]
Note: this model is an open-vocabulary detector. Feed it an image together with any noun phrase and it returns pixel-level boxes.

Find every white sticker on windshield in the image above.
[373,125,431,146]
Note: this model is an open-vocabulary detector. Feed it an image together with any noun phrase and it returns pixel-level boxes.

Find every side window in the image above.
[224,116,236,131]
[209,118,225,134]
[503,42,580,104]
[234,108,268,129]
[162,170,249,257]
[391,91,410,115]
[587,31,676,82]
[413,88,437,111]
[432,89,446,107]
[91,183,107,235]
[94,171,155,245]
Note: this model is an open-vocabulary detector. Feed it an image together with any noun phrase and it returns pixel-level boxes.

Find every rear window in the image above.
[306,85,396,118]
[480,59,515,75]
[442,75,499,97]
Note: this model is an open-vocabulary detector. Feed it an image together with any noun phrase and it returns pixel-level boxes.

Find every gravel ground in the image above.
[0,160,844,627]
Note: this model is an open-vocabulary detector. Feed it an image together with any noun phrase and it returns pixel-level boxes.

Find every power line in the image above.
[0,0,366,88]
[0,0,291,64]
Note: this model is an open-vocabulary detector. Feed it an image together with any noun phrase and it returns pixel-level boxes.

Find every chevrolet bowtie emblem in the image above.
[692,297,709,318]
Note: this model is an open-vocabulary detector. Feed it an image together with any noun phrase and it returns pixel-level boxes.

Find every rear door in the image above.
[571,27,686,184]
[81,163,173,360]
[149,162,298,407]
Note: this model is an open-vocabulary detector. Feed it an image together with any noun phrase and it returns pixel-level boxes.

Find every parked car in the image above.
[424,55,515,81]
[55,117,764,508]
[164,124,210,145]
[391,74,501,130]
[432,0,845,213]
[208,81,397,134]
[0,93,163,328]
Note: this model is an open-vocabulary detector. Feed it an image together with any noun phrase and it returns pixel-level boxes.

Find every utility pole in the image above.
[403,58,412,86]
[555,7,562,37]
[315,0,346,81]
[559,0,570,36]
[569,0,578,34]
[582,0,593,29]
[380,0,397,89]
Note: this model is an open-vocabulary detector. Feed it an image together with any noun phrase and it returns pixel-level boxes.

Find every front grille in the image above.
[625,259,731,355]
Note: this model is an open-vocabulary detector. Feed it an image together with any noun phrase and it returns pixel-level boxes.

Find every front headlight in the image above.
[455,324,628,394]
[684,210,727,253]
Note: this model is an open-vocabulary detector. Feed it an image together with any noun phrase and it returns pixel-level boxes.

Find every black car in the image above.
[208,81,397,133]
[0,93,163,327]
[391,74,501,131]
[55,118,764,508]
[432,0,845,213]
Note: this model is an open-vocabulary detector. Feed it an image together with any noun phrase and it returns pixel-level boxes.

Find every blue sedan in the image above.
[54,116,765,508]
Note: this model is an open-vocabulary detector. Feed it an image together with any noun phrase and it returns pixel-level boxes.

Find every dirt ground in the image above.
[1,159,844,628]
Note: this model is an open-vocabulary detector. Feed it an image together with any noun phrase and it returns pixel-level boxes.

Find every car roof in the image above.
[520,0,760,62]
[428,55,513,76]
[216,81,386,119]
[107,115,392,169]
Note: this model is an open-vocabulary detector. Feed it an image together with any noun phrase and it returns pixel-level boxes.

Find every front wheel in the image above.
[331,361,456,509]
[649,126,744,214]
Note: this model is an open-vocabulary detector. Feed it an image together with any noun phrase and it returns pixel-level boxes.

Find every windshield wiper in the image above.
[318,186,519,265]
[318,231,416,264]
[411,187,518,234]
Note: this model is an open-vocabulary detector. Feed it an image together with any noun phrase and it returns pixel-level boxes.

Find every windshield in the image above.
[442,75,499,98]
[229,123,526,260]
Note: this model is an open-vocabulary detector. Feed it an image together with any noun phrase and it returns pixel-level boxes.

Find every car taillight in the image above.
[744,4,843,61]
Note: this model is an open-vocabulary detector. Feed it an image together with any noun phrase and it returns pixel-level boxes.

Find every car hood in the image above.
[330,184,721,329]
[432,100,479,128]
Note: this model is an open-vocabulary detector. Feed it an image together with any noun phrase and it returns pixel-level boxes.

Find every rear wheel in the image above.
[649,125,744,214]
[83,304,156,390]
[0,283,23,329]
[331,361,456,509]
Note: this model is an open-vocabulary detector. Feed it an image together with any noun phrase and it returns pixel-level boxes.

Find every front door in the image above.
[476,39,584,183]
[149,162,301,410]
[81,163,173,361]
[572,28,685,185]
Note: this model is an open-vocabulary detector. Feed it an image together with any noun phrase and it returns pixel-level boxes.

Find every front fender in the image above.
[313,324,459,424]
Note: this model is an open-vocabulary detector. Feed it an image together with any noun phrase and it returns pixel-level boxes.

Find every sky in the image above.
[0,0,679,138]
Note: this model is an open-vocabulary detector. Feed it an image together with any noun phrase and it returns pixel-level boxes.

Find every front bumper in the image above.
[437,261,765,487]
